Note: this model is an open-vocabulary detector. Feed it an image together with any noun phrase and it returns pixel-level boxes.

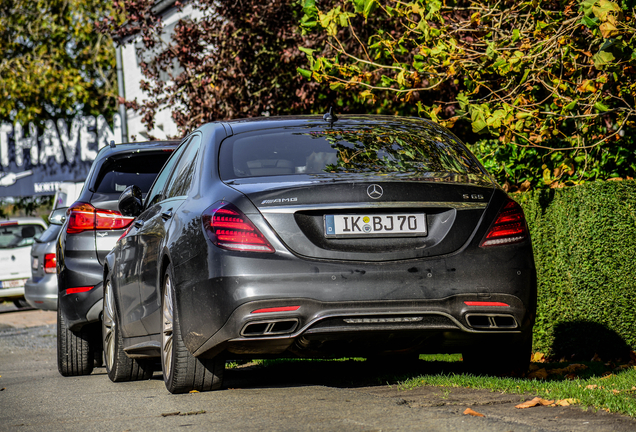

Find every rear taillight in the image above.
[202,202,274,253]
[66,202,134,234]
[480,199,528,247]
[44,253,56,274]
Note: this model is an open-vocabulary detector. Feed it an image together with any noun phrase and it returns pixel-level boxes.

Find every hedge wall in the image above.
[517,180,636,360]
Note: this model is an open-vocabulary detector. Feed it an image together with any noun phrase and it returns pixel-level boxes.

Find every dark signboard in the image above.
[0,114,123,197]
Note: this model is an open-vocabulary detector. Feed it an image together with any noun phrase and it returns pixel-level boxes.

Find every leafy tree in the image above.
[99,0,392,134]
[299,0,636,189]
[0,0,117,126]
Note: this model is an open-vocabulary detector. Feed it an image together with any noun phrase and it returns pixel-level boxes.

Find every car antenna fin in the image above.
[109,140,116,148]
[323,106,338,125]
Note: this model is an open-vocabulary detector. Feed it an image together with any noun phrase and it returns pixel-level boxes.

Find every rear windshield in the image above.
[94,153,172,194]
[219,123,483,180]
[36,223,62,243]
[0,224,45,249]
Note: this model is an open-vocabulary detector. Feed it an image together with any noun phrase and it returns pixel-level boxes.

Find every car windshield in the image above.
[0,224,45,249]
[219,122,483,180]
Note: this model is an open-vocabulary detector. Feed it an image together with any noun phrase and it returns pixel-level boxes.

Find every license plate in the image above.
[32,257,39,270]
[324,213,427,238]
[0,278,28,289]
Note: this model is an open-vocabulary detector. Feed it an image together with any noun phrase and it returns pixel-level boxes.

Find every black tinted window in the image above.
[94,153,172,194]
[165,135,200,198]
[145,143,189,208]
[0,224,45,249]
[219,122,482,180]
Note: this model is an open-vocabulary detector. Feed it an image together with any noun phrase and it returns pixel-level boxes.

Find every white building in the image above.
[118,0,204,142]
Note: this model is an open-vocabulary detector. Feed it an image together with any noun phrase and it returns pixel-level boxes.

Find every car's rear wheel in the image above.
[57,303,93,376]
[102,274,154,382]
[161,265,224,394]
[462,333,532,375]
[13,299,30,309]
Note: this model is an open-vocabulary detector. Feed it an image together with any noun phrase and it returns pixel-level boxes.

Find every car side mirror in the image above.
[119,185,143,217]
[49,208,67,225]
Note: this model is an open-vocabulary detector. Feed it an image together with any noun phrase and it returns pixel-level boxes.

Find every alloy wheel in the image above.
[161,275,174,379]
[102,280,116,370]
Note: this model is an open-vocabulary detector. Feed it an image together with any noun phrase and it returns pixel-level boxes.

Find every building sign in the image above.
[0,114,123,197]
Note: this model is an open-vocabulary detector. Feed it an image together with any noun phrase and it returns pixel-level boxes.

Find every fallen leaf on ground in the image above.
[586,384,598,390]
[189,390,200,393]
[527,368,548,379]
[0,388,5,391]
[591,353,602,362]
[600,373,614,379]
[553,398,577,406]
[612,389,620,394]
[179,410,206,416]
[515,397,554,409]
[463,408,485,417]
[532,352,546,363]
[161,412,180,417]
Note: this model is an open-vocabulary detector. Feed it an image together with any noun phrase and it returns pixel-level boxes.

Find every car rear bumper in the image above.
[0,286,25,302]
[174,241,537,359]
[25,275,58,310]
[57,281,104,330]
[193,295,533,359]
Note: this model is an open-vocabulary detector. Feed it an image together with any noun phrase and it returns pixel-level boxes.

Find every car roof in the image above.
[0,217,47,227]
[221,114,444,136]
[94,140,182,161]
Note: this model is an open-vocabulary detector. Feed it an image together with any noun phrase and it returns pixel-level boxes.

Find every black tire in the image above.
[13,299,30,309]
[57,305,93,377]
[102,274,153,382]
[162,265,224,394]
[462,333,532,375]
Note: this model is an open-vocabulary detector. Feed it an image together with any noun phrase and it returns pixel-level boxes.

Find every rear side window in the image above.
[94,153,172,194]
[165,135,200,198]
[0,224,45,249]
[219,122,482,180]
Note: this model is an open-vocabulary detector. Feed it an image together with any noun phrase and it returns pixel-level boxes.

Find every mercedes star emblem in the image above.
[367,184,383,199]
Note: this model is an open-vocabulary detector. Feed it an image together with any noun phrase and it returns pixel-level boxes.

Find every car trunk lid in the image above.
[227,176,495,261]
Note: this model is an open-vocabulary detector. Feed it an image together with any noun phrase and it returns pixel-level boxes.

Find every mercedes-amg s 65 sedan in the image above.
[102,114,536,393]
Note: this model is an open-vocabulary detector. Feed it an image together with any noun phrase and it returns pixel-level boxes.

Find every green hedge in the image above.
[517,180,636,359]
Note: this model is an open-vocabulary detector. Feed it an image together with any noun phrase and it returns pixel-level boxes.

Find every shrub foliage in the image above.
[519,180,636,357]
[299,0,636,189]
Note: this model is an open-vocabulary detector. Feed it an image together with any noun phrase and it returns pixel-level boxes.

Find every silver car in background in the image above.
[25,215,64,310]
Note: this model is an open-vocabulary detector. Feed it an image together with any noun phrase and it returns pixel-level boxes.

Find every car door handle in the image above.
[134,220,144,228]
[161,209,173,220]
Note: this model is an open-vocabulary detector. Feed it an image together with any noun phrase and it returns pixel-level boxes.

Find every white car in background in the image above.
[0,217,47,307]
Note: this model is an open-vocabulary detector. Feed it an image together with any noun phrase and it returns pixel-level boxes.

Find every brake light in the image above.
[202,202,274,253]
[44,253,57,274]
[480,199,528,247]
[66,202,134,234]
[66,286,93,294]
[252,306,300,314]
[464,301,510,307]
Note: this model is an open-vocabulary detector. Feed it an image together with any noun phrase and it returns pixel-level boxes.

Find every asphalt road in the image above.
[1,306,635,432]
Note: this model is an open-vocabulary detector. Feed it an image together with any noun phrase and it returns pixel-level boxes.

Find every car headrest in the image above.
[22,226,36,238]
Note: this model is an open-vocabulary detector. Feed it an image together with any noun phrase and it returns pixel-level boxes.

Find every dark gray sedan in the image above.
[103,114,537,394]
